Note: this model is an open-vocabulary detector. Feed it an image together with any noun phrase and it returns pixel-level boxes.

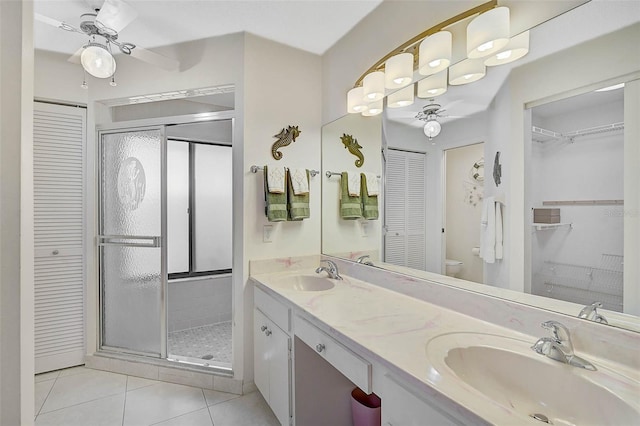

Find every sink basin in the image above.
[272,275,335,292]
[426,333,640,425]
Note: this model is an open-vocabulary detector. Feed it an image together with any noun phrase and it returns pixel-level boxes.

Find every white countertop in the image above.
[251,269,640,425]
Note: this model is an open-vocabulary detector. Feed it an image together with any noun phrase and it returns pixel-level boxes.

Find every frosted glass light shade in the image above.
[467,7,510,59]
[362,100,383,116]
[387,85,414,108]
[417,69,448,98]
[449,59,486,85]
[347,87,369,113]
[363,71,385,101]
[419,31,452,76]
[385,53,414,89]
[484,30,530,66]
[424,118,441,138]
[81,44,116,78]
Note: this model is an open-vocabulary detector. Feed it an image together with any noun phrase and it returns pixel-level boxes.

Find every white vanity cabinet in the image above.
[377,373,464,426]
[254,287,291,426]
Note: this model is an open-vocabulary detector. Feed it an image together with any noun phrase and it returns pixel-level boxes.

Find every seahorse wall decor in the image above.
[271,125,301,160]
[340,133,364,168]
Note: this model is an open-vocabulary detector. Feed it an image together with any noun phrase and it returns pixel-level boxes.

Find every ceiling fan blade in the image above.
[95,0,138,34]
[67,47,85,64]
[35,13,84,34]
[129,46,180,72]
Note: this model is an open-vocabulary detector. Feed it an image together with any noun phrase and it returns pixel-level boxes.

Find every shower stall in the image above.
[97,113,234,371]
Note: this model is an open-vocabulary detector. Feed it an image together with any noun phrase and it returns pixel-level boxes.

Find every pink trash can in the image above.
[351,388,381,426]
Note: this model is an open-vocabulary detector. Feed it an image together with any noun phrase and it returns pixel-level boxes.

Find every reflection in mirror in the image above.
[529,88,624,314]
[321,2,640,332]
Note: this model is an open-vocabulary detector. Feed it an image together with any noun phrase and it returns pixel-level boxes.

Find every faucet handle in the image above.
[579,302,608,324]
[541,320,571,343]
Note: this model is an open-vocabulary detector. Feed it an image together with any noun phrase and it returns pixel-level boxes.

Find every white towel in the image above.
[347,171,361,197]
[495,201,503,260]
[266,165,285,194]
[362,172,379,196]
[289,168,309,195]
[480,196,496,264]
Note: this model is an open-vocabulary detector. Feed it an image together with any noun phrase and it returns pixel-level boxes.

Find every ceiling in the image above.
[33,0,383,56]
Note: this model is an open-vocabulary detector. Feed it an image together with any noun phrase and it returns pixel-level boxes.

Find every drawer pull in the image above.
[52,250,59,255]
[260,325,267,332]
[316,343,325,353]
[265,329,272,336]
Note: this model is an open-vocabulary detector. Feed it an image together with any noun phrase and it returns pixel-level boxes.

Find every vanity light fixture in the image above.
[81,41,117,78]
[347,87,369,113]
[418,31,452,76]
[417,69,448,98]
[387,84,415,108]
[362,100,383,116]
[363,71,385,102]
[385,52,414,89]
[449,59,486,85]
[467,6,510,59]
[485,31,530,66]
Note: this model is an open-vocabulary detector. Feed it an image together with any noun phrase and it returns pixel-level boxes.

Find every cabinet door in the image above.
[254,309,270,400]
[268,323,291,426]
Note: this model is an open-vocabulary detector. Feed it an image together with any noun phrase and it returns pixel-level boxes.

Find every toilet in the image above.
[445,259,463,277]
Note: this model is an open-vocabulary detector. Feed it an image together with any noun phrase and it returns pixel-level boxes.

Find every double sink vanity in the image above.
[250,256,640,425]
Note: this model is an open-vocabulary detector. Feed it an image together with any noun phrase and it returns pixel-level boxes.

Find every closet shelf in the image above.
[533,222,573,231]
[532,122,623,143]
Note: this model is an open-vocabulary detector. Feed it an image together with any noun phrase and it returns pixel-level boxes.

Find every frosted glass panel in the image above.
[194,144,232,271]
[101,130,161,236]
[167,141,189,274]
[102,245,162,355]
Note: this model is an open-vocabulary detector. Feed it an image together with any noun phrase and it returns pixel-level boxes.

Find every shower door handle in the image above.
[98,235,162,248]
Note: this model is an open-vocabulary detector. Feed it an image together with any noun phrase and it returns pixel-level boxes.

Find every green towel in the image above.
[361,173,379,220]
[287,169,310,221]
[264,165,288,222]
[340,172,362,219]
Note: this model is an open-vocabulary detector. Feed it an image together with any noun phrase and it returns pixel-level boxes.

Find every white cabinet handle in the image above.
[260,325,267,332]
[265,329,272,336]
[315,343,325,353]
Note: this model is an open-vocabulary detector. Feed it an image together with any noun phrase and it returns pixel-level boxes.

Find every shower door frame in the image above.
[96,111,236,365]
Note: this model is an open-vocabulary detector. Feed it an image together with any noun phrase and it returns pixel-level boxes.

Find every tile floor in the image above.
[35,366,279,426]
[168,322,232,364]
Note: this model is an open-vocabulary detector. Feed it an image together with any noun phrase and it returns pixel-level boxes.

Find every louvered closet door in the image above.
[34,102,86,373]
[384,149,427,270]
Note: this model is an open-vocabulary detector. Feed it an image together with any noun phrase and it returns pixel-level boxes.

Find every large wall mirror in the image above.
[321,1,640,333]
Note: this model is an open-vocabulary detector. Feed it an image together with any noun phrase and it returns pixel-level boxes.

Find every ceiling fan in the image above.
[35,0,180,83]
[415,101,463,143]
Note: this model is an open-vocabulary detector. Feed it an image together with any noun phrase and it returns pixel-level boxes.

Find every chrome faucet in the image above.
[531,320,596,371]
[315,260,343,280]
[355,255,374,266]
[578,302,608,325]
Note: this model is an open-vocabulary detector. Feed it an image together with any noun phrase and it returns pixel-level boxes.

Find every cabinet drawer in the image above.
[255,286,290,333]
[295,315,371,393]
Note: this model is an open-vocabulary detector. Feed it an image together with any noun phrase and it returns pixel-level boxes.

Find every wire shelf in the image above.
[532,257,623,312]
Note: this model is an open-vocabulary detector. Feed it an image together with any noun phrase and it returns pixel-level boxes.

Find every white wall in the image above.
[322,113,382,257]
[168,276,232,332]
[1,1,35,424]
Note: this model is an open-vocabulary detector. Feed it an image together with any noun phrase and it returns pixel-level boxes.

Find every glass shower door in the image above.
[99,128,166,357]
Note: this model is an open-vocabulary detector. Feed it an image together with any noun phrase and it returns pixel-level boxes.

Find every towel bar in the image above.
[250,165,319,177]
[325,170,381,179]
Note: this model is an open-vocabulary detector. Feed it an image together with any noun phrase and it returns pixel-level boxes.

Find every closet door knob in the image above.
[265,330,272,336]
[260,325,267,332]
[316,343,325,353]
[52,250,59,255]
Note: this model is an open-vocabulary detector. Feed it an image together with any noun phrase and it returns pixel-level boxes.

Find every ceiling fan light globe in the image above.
[81,44,116,78]
[424,119,441,138]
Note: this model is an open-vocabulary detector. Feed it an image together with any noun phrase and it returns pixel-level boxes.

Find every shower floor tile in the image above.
[168,321,232,364]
